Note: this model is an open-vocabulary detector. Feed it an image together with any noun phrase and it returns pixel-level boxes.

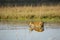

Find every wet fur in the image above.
[29,22,44,32]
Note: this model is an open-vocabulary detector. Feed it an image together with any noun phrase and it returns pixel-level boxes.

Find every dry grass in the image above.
[0,5,60,22]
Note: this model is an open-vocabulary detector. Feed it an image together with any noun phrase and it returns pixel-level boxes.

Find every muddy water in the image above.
[0,22,60,40]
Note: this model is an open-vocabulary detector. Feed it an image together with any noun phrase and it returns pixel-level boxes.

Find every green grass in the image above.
[0,5,60,23]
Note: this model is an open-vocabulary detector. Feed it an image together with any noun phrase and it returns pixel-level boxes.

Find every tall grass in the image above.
[0,5,60,22]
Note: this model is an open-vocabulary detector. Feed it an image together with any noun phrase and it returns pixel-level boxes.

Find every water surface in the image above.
[0,22,60,40]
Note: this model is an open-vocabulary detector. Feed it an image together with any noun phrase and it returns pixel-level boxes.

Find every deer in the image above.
[29,21,44,32]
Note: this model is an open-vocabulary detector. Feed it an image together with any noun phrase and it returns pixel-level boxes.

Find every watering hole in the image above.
[0,22,60,40]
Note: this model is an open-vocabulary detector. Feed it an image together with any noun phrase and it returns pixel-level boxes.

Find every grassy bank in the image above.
[0,5,60,22]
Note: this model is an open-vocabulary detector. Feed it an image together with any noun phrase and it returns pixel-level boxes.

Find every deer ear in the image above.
[40,22,44,25]
[28,22,31,25]
[29,22,33,24]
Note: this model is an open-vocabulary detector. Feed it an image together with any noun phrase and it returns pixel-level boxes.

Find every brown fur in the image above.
[29,22,44,32]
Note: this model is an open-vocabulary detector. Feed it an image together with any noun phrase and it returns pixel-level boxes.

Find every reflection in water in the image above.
[0,23,60,40]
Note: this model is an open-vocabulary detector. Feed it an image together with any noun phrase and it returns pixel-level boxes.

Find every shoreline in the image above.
[0,19,60,23]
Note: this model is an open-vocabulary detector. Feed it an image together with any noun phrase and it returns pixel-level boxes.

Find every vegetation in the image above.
[0,5,60,22]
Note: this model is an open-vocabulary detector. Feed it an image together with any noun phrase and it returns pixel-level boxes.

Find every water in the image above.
[0,22,60,40]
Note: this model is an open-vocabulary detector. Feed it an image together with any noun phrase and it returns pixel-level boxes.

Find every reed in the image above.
[0,5,60,22]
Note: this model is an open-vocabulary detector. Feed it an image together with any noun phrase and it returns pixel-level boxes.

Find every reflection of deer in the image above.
[29,21,44,32]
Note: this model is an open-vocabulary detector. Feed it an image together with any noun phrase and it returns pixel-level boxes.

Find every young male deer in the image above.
[29,21,44,32]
